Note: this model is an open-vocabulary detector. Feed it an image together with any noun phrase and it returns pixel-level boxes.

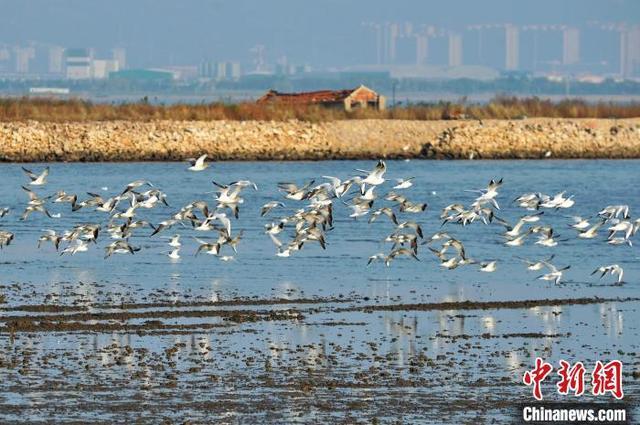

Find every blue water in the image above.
[0,160,638,423]
[0,160,638,303]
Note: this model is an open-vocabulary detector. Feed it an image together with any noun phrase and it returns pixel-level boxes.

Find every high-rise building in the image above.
[199,60,241,80]
[562,28,580,65]
[15,46,35,73]
[416,35,428,65]
[65,48,92,79]
[388,23,399,64]
[48,46,64,74]
[92,59,119,79]
[250,45,266,73]
[228,62,241,80]
[199,60,213,78]
[375,25,382,64]
[448,33,463,67]
[215,62,227,81]
[0,47,10,73]
[275,55,289,75]
[620,26,640,78]
[505,24,519,70]
[214,61,242,81]
[112,47,126,69]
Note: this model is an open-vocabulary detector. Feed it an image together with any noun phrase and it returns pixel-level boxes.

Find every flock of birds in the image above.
[0,154,637,286]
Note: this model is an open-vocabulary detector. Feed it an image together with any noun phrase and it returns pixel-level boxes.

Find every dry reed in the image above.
[1,96,639,122]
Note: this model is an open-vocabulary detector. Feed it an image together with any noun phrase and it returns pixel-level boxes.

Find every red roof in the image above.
[257,87,371,104]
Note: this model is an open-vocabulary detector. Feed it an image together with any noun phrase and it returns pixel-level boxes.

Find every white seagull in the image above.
[356,160,387,187]
[591,265,624,285]
[22,166,49,186]
[393,177,415,190]
[537,262,571,285]
[187,154,209,171]
[479,261,497,272]
[568,216,590,230]
[167,248,181,260]
[261,201,285,217]
[168,234,182,248]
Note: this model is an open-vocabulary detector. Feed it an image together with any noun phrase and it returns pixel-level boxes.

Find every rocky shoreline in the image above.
[0,118,639,162]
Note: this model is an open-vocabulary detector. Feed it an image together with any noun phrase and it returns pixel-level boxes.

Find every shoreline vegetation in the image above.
[1,96,640,122]
[1,97,640,162]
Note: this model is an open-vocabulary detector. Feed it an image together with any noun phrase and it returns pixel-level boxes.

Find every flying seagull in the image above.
[187,154,209,171]
[22,166,49,186]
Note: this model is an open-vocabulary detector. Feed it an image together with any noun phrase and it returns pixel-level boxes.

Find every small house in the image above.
[257,85,386,111]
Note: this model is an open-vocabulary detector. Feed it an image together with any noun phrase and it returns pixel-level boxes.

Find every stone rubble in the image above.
[0,118,638,162]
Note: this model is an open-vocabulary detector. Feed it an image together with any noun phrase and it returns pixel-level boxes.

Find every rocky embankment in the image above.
[0,118,639,161]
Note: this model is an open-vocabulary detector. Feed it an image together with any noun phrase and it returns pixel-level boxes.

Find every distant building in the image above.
[562,28,580,65]
[109,68,175,82]
[65,48,92,79]
[505,24,519,70]
[112,47,126,70]
[576,74,605,84]
[387,23,399,63]
[257,85,386,111]
[620,26,640,78]
[416,35,428,65]
[15,46,35,73]
[214,61,241,81]
[199,61,213,78]
[275,61,310,76]
[341,65,498,80]
[92,59,119,79]
[29,87,70,95]
[215,62,227,80]
[0,47,10,73]
[197,61,242,81]
[48,46,65,74]
[228,62,241,80]
[448,34,463,67]
[164,65,198,80]
[294,64,312,74]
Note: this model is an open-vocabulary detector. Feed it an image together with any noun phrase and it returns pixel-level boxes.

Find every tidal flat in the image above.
[0,160,638,423]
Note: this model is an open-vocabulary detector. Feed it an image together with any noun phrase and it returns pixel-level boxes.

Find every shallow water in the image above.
[0,160,638,423]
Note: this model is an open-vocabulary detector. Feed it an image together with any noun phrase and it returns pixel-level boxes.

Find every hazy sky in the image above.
[1,0,638,68]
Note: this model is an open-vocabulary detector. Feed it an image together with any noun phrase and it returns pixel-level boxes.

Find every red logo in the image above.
[523,358,624,400]
[523,357,554,400]
[592,360,624,399]
[556,360,586,396]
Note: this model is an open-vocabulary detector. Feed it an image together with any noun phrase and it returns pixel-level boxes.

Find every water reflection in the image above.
[600,303,624,337]
[481,314,496,333]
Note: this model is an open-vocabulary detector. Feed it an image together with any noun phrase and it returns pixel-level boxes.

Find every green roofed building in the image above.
[65,48,92,80]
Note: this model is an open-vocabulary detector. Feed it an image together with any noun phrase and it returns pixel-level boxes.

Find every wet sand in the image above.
[1,288,639,423]
[2,296,637,333]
